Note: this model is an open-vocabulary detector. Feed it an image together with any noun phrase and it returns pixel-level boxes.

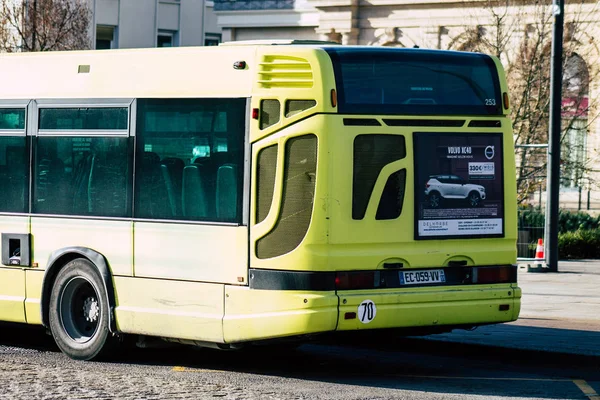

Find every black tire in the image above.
[49,258,113,360]
[428,191,442,208]
[467,191,481,207]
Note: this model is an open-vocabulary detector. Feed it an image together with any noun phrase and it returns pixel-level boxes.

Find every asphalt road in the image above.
[1,323,598,400]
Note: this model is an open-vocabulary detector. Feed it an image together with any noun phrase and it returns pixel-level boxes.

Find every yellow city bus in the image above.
[0,40,520,360]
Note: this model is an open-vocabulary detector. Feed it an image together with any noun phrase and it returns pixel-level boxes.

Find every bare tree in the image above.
[0,0,91,52]
[448,0,599,205]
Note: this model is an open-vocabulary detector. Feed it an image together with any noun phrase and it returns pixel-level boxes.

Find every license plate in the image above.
[399,269,446,285]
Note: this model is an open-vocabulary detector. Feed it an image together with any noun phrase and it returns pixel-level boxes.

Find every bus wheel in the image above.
[49,258,112,360]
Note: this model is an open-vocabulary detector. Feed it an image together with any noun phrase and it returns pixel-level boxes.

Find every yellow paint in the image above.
[0,267,26,323]
[0,216,29,323]
[24,269,44,325]
[250,46,337,143]
[511,286,522,320]
[250,114,518,272]
[133,222,248,284]
[573,380,600,400]
[223,286,338,342]
[337,285,518,330]
[113,276,225,342]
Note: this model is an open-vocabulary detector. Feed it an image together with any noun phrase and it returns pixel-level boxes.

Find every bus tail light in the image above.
[474,266,512,284]
[252,108,259,120]
[331,89,337,108]
[335,271,374,290]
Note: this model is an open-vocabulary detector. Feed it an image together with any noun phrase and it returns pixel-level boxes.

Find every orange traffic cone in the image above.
[534,238,544,260]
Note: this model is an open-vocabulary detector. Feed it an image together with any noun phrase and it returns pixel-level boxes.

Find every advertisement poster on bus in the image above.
[414,132,504,239]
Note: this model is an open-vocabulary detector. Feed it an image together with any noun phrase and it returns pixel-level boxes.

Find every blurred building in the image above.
[88,0,221,49]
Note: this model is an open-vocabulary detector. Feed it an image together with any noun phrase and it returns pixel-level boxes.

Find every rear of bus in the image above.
[225,44,519,343]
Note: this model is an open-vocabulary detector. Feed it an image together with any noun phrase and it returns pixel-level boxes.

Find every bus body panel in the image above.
[0,216,30,323]
[0,267,26,323]
[251,114,517,272]
[113,276,225,343]
[0,47,257,100]
[133,222,248,284]
[249,116,331,271]
[223,286,338,343]
[30,217,133,276]
[249,46,337,144]
[24,269,44,325]
[336,284,519,330]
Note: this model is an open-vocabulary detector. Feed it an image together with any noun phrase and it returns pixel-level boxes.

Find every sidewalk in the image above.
[420,260,600,359]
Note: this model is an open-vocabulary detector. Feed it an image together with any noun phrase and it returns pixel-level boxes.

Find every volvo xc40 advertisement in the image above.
[414,132,504,239]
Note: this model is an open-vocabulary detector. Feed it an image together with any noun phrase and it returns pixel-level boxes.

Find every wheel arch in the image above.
[41,247,117,333]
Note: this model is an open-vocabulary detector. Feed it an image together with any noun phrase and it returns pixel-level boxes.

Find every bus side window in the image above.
[34,136,130,217]
[135,98,245,223]
[0,139,28,213]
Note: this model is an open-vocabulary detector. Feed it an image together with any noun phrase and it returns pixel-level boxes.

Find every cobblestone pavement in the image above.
[1,334,599,400]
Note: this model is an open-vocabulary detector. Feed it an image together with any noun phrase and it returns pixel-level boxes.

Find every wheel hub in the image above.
[83,296,99,323]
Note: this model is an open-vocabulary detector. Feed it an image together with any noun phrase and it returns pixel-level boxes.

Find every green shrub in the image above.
[558,229,600,259]
[558,211,600,233]
[519,207,600,233]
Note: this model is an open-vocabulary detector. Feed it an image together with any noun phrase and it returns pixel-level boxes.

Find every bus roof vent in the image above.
[258,55,313,89]
[220,39,339,46]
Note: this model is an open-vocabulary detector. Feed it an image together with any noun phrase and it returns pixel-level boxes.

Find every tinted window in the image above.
[39,108,128,130]
[135,98,246,222]
[0,109,26,130]
[353,135,406,219]
[34,136,130,217]
[255,144,278,224]
[256,135,317,259]
[260,100,280,130]
[0,136,28,212]
[325,48,502,116]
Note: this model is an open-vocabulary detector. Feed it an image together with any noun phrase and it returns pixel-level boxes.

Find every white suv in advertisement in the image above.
[424,174,486,208]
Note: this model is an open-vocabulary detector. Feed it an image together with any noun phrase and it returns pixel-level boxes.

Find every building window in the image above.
[96,25,116,50]
[561,54,589,189]
[561,118,587,189]
[205,33,221,46]
[157,31,178,47]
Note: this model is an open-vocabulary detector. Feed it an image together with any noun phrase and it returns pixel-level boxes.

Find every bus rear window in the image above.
[325,48,502,116]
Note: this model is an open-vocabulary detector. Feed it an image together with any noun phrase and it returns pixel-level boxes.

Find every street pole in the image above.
[31,0,37,51]
[544,0,564,272]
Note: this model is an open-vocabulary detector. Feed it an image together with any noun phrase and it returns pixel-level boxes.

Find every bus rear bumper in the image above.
[223,284,521,343]
[336,284,521,331]
[223,286,339,343]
